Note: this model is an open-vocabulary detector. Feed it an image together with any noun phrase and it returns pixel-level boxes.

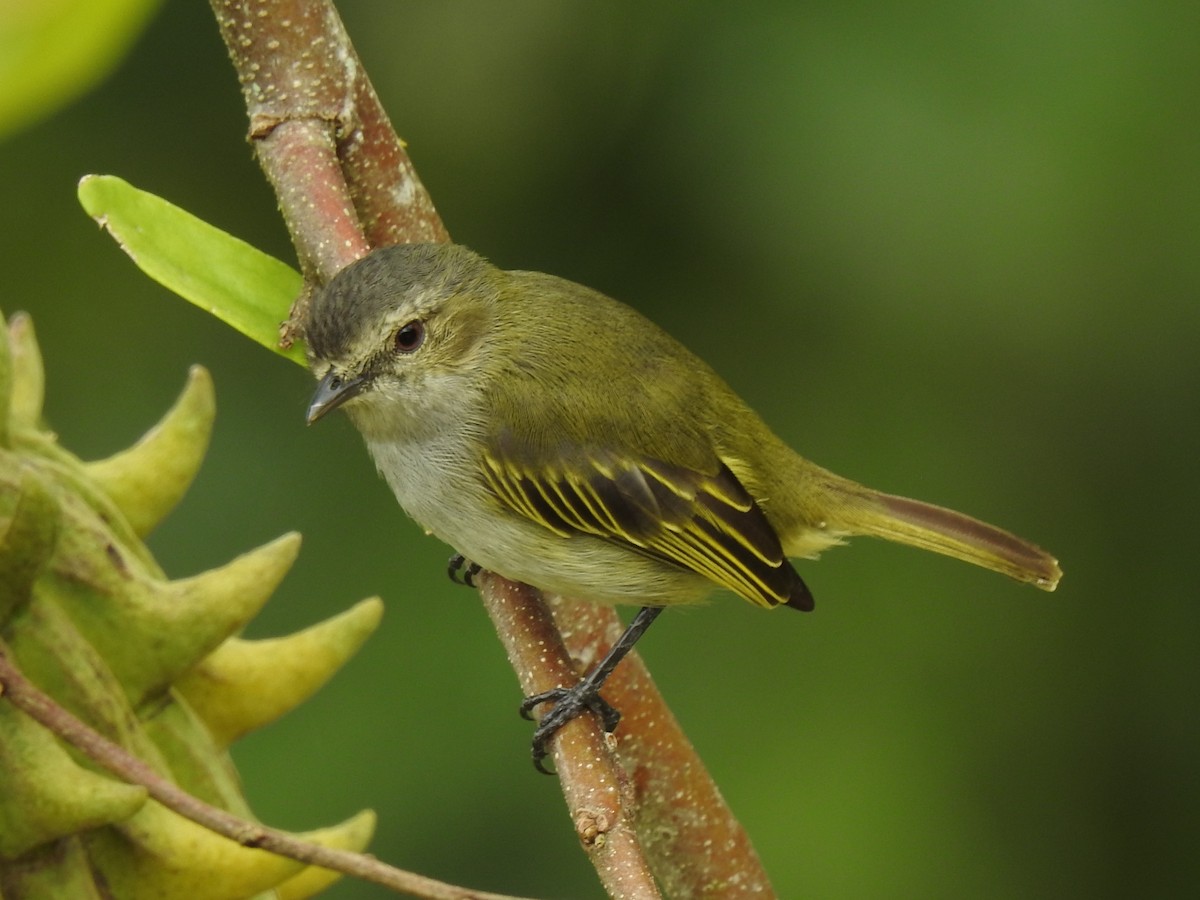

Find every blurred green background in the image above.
[2,1,1196,897]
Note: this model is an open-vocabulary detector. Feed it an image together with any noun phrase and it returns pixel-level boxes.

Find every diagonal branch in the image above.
[546,600,774,897]
[477,577,660,898]
[208,1,776,896]
[210,0,446,281]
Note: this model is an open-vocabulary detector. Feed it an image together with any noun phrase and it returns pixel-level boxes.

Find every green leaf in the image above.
[0,0,162,141]
[77,175,307,367]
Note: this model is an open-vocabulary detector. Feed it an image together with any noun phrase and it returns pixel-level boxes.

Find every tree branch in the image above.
[477,577,660,899]
[546,599,774,897]
[210,0,446,281]
[208,1,776,896]
[0,648,533,900]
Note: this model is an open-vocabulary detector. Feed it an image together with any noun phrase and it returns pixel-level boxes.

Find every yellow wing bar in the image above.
[480,448,812,610]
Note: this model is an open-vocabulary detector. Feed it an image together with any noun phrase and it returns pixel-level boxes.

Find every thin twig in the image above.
[0,649,534,900]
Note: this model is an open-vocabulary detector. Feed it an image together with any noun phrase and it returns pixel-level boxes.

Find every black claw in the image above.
[447,553,482,587]
[520,684,623,774]
[516,606,663,774]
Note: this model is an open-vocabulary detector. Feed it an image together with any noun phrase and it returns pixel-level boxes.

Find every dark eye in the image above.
[393,320,426,353]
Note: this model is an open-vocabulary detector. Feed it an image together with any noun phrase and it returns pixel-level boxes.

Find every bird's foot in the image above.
[519,684,622,775]
[447,553,482,587]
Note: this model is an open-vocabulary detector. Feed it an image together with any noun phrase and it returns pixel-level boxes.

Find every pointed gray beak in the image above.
[307,371,368,424]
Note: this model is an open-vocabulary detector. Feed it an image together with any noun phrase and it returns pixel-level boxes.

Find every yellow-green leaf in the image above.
[0,0,161,140]
[77,174,307,367]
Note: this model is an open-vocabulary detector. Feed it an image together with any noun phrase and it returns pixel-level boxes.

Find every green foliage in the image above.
[0,0,162,140]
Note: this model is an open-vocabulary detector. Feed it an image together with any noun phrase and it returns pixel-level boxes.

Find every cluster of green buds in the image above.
[0,311,379,899]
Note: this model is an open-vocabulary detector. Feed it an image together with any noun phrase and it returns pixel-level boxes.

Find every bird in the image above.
[303,242,1061,771]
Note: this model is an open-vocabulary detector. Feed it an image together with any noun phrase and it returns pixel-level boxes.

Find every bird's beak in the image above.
[306,371,368,424]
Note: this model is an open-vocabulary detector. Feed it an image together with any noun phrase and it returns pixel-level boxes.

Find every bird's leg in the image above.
[519,605,665,774]
[447,553,482,587]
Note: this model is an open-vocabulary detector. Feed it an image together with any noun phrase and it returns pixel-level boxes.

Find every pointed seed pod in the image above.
[51,533,301,706]
[0,314,377,894]
[6,313,45,431]
[0,834,108,899]
[274,811,379,900]
[0,700,147,859]
[84,366,214,538]
[85,800,309,900]
[177,597,383,746]
[0,468,60,626]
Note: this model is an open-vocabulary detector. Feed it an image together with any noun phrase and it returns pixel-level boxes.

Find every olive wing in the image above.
[480,445,813,610]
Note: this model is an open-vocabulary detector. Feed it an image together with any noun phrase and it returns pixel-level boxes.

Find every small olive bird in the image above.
[305,243,1061,771]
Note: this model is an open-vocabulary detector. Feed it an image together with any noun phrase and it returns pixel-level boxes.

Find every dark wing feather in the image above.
[480,446,813,610]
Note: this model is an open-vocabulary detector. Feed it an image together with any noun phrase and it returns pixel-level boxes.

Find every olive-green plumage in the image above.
[305,243,1061,613]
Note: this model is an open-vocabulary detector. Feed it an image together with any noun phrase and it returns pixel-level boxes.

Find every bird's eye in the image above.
[393,320,426,353]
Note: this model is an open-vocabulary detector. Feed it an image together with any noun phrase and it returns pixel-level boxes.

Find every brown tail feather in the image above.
[830,484,1061,591]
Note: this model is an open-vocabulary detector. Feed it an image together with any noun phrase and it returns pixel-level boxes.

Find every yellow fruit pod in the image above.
[85,803,377,900]
[6,313,45,431]
[84,365,214,538]
[0,835,109,899]
[0,313,378,896]
[85,799,307,900]
[45,531,302,706]
[0,696,147,860]
[0,465,59,626]
[177,597,384,747]
[275,811,378,900]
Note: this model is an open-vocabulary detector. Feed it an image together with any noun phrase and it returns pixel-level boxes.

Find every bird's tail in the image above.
[820,479,1061,591]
